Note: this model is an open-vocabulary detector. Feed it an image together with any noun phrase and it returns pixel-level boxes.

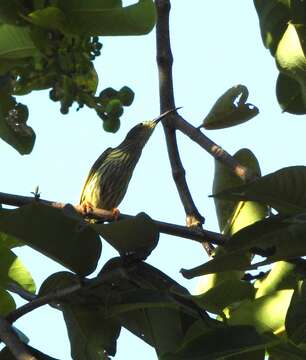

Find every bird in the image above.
[80,108,180,219]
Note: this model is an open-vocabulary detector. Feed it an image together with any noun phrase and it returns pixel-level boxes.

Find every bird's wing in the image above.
[80,147,113,204]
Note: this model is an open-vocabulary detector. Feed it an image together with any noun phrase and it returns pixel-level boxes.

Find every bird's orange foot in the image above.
[112,208,120,220]
[81,201,94,215]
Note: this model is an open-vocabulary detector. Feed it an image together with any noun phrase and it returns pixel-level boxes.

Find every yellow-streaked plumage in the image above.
[80,109,178,212]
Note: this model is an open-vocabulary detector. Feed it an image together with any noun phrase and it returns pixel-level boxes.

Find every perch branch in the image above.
[155,0,205,227]
[0,191,227,246]
[0,316,37,360]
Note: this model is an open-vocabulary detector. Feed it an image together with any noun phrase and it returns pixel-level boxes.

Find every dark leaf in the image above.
[58,0,156,36]
[276,72,306,114]
[0,345,60,360]
[213,166,306,215]
[0,289,16,315]
[0,203,101,276]
[0,76,35,154]
[275,23,306,114]
[92,213,159,259]
[63,303,121,359]
[181,251,251,279]
[161,324,265,360]
[203,85,259,130]
[253,0,290,55]
[286,280,306,345]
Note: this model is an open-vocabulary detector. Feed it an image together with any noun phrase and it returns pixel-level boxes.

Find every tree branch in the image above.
[175,116,255,181]
[155,0,205,227]
[0,191,227,246]
[7,283,36,302]
[0,316,37,360]
[6,283,82,324]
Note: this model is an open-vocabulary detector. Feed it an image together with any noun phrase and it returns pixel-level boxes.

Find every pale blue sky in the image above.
[2,1,306,359]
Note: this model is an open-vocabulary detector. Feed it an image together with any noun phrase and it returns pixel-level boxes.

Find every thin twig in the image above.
[175,116,255,182]
[0,191,227,246]
[7,283,36,302]
[155,0,205,227]
[0,316,37,360]
[6,283,82,324]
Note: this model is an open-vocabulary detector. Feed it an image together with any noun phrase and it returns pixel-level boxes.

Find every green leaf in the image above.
[181,250,251,279]
[192,279,255,314]
[96,258,204,355]
[275,22,306,114]
[253,0,291,55]
[40,271,121,358]
[0,76,35,154]
[255,261,300,298]
[224,214,306,266]
[202,85,259,130]
[58,0,156,36]
[161,325,265,360]
[0,345,60,360]
[0,247,35,293]
[92,213,159,259]
[0,203,101,276]
[0,289,16,315]
[213,148,265,234]
[285,280,306,345]
[27,7,67,31]
[213,166,306,215]
[276,72,306,114]
[266,336,306,360]
[63,304,121,359]
[228,289,293,334]
[0,24,38,59]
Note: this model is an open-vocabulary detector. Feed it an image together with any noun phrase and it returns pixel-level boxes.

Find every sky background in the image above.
[1,0,306,359]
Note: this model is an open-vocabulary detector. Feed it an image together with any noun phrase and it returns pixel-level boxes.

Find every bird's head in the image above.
[123,107,181,149]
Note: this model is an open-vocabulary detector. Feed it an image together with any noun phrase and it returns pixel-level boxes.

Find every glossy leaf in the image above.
[181,250,251,279]
[286,280,306,345]
[0,24,37,59]
[253,0,291,55]
[225,214,306,266]
[212,148,263,234]
[27,7,67,31]
[275,22,306,114]
[0,247,35,293]
[92,213,159,259]
[0,203,101,276]
[192,279,254,314]
[213,166,306,215]
[228,289,293,334]
[255,261,299,298]
[58,0,156,36]
[202,85,259,130]
[0,289,16,316]
[161,325,265,360]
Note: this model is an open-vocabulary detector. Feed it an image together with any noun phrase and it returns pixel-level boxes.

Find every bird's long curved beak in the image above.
[153,107,182,124]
